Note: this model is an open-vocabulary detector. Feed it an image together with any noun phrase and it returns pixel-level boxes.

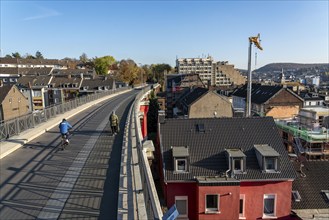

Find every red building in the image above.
[157,117,297,220]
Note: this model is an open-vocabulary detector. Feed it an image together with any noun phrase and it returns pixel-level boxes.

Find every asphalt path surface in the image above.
[0,90,139,220]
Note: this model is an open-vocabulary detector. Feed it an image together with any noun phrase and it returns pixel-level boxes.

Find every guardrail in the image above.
[0,87,129,140]
[133,84,163,219]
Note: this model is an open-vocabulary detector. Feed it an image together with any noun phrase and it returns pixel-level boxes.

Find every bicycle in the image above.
[60,132,70,150]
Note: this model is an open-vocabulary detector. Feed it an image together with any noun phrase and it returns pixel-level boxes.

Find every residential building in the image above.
[232,84,304,119]
[17,75,53,111]
[176,57,246,87]
[298,92,324,107]
[0,83,30,121]
[165,73,205,118]
[79,75,115,96]
[50,75,82,102]
[156,117,297,220]
[176,87,233,118]
[0,57,65,69]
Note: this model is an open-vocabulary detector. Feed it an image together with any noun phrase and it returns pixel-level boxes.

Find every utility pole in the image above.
[246,34,263,117]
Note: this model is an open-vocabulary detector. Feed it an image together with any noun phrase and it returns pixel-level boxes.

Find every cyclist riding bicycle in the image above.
[59,118,72,147]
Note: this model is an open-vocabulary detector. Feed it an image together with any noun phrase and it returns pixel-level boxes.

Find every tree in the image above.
[117,59,140,85]
[24,53,35,59]
[5,54,12,58]
[11,52,21,58]
[94,56,116,75]
[147,92,160,134]
[35,51,44,59]
[79,53,88,63]
[151,63,173,83]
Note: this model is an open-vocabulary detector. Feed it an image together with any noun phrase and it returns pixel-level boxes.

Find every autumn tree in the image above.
[94,56,116,75]
[117,59,140,85]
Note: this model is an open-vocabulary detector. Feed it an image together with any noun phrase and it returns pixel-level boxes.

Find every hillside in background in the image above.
[255,63,329,73]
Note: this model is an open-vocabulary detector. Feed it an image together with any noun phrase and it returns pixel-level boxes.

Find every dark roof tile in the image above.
[160,117,297,182]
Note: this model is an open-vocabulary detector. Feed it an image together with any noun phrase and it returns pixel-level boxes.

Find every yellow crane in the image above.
[246,34,263,117]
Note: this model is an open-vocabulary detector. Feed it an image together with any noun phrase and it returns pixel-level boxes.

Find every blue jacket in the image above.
[59,121,72,134]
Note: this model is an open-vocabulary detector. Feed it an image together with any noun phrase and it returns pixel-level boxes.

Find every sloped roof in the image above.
[160,117,297,182]
[50,76,82,88]
[179,87,208,106]
[0,58,18,64]
[292,160,329,210]
[232,84,283,104]
[52,68,94,76]
[167,73,205,88]
[298,92,324,101]
[17,75,52,87]
[80,76,114,90]
[0,85,13,103]
[0,67,19,75]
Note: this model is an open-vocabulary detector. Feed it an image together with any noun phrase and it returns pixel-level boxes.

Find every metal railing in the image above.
[0,87,129,140]
[133,84,163,219]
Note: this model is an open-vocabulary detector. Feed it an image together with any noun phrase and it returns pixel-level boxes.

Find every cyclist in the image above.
[59,118,72,147]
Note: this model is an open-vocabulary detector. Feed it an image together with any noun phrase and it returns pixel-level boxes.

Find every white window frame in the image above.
[176,159,187,172]
[263,194,276,218]
[205,194,220,214]
[239,194,245,219]
[175,196,188,218]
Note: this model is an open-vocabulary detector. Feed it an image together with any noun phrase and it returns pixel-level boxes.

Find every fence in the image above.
[133,84,163,219]
[0,87,129,140]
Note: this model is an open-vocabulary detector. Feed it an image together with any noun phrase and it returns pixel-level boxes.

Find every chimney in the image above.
[158,110,165,124]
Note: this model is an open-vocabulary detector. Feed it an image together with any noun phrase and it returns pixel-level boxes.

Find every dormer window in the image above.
[172,146,189,173]
[254,144,280,173]
[225,149,246,174]
[176,159,187,172]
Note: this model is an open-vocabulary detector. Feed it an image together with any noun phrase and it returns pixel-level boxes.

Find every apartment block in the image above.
[176,57,246,87]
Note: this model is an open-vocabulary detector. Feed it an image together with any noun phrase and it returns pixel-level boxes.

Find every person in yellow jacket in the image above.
[109,111,119,135]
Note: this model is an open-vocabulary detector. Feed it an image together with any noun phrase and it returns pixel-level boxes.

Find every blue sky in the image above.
[1,0,328,69]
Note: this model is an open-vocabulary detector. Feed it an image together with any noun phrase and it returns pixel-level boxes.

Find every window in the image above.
[206,194,219,213]
[254,145,280,173]
[263,194,276,217]
[239,195,245,218]
[321,190,329,201]
[292,191,301,202]
[265,158,276,171]
[176,159,187,172]
[175,196,188,218]
[234,159,242,171]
